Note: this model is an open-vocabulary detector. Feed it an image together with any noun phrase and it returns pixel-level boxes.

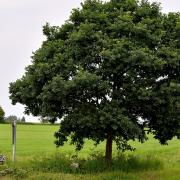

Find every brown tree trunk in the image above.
[105,132,113,163]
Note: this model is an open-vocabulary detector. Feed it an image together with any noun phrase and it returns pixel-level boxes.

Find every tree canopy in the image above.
[9,0,180,161]
[0,106,5,123]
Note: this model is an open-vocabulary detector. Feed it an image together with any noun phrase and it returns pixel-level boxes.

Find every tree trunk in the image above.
[105,132,113,163]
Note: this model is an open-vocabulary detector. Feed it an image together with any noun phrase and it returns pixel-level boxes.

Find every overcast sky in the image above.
[0,0,179,122]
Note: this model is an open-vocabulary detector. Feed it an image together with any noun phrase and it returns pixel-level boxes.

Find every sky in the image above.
[0,0,179,122]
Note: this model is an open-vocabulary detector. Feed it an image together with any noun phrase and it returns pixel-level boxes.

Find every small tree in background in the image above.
[21,116,26,122]
[9,0,180,162]
[0,106,5,123]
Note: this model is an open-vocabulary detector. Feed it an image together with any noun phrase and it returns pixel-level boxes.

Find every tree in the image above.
[0,106,5,123]
[9,0,180,162]
[21,116,26,122]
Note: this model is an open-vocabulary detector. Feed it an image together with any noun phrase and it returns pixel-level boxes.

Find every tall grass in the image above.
[3,152,162,173]
[0,152,163,179]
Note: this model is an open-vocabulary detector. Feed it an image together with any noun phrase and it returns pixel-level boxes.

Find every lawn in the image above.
[0,123,179,179]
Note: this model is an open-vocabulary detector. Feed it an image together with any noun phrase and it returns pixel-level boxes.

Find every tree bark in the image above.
[105,132,113,163]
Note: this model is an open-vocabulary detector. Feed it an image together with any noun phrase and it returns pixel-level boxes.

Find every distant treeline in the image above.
[0,113,60,125]
[1,121,59,125]
[4,115,26,123]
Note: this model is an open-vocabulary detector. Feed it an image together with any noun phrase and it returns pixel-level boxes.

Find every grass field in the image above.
[0,124,179,179]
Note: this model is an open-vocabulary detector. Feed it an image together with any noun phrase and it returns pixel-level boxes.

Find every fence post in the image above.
[12,121,16,163]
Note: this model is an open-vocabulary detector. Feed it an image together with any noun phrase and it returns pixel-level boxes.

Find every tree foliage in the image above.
[0,106,5,123]
[9,0,180,161]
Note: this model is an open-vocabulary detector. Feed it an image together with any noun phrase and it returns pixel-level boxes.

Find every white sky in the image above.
[0,0,179,122]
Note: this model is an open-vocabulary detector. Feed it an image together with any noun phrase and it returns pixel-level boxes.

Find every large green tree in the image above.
[9,0,180,162]
[0,106,5,123]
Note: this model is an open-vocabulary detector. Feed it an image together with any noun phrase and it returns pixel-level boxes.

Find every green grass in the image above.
[0,124,59,155]
[0,124,180,179]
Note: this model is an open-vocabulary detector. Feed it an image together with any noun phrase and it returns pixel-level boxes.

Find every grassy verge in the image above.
[0,152,163,179]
